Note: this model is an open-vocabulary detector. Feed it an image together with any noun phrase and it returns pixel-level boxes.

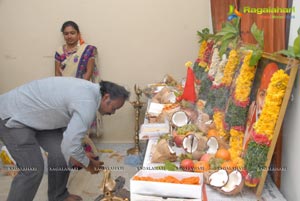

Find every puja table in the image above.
[134,138,287,201]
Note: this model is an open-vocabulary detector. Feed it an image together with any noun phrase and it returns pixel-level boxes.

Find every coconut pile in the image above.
[145,80,244,195]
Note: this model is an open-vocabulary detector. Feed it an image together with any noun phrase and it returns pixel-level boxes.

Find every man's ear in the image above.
[102,93,110,101]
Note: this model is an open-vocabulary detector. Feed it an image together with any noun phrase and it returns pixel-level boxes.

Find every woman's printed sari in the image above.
[55,44,100,82]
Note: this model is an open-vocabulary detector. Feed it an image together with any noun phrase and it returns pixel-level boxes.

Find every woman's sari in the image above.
[55,44,100,82]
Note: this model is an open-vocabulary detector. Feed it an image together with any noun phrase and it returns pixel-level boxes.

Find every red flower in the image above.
[251,130,271,146]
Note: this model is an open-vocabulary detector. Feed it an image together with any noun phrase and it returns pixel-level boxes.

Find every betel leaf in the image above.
[164,160,178,171]
[197,28,214,43]
[250,23,264,48]
[277,46,300,59]
[219,32,237,41]
[219,39,230,57]
[276,27,300,59]
[249,49,262,66]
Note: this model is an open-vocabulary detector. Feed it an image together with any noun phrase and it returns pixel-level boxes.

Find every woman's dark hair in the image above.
[61,21,80,33]
[100,81,130,100]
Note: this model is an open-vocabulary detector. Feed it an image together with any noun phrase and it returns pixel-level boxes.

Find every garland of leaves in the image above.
[244,141,269,181]
[204,52,228,115]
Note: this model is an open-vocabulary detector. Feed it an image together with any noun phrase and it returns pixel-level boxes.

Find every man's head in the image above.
[98,81,130,115]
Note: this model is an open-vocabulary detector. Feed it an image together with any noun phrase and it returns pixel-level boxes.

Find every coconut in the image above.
[151,139,177,163]
[171,111,189,127]
[196,135,208,151]
[206,137,219,154]
[182,134,199,153]
[220,170,244,195]
[208,169,228,187]
[215,136,230,150]
[196,113,211,133]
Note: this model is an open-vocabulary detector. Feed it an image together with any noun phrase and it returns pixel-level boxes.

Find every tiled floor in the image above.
[0,142,146,201]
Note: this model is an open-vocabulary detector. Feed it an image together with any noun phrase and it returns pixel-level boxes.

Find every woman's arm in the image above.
[55,60,62,76]
[83,57,95,80]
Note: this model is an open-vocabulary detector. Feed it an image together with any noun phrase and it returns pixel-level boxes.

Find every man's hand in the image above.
[85,152,104,174]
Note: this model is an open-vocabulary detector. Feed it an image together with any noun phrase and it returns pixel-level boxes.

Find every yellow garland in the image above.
[253,70,289,140]
[213,111,228,138]
[221,49,239,86]
[229,128,244,168]
[198,40,208,68]
[234,52,257,101]
[198,40,207,59]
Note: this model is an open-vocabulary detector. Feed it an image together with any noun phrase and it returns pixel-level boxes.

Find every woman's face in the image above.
[257,89,267,112]
[63,26,80,47]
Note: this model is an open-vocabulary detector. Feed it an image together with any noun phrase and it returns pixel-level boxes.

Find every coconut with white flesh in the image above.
[220,170,244,195]
[182,134,199,153]
[206,136,219,154]
[172,111,189,127]
[208,169,228,187]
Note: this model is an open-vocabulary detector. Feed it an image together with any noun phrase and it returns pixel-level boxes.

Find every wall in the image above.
[0,0,210,143]
[281,0,300,199]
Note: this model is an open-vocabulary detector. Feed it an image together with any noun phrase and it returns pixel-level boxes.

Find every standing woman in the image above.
[55,21,102,137]
[55,20,100,82]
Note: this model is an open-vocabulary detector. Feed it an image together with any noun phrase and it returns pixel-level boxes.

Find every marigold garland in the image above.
[234,52,257,102]
[213,111,228,139]
[229,127,244,167]
[225,51,257,169]
[199,40,214,69]
[221,49,239,87]
[198,40,207,60]
[253,69,289,142]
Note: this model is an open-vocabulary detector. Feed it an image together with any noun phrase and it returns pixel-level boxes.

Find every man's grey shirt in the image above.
[0,77,101,167]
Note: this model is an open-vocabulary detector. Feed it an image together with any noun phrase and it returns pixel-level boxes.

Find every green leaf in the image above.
[233,17,240,30]
[197,28,214,43]
[231,37,239,49]
[219,39,230,57]
[219,32,237,42]
[249,49,262,66]
[277,48,296,58]
[251,23,264,48]
[164,161,178,171]
[297,27,300,35]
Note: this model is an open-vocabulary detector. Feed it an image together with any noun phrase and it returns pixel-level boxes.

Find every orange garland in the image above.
[133,175,200,185]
